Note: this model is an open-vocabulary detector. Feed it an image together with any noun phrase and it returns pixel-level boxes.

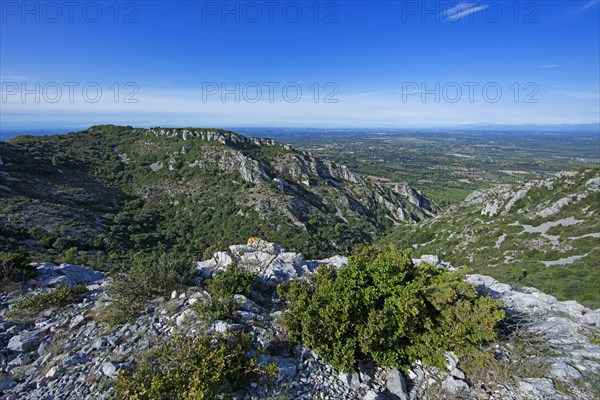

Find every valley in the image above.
[234,128,600,206]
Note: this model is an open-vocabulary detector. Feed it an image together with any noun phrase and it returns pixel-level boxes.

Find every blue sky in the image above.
[1,0,599,128]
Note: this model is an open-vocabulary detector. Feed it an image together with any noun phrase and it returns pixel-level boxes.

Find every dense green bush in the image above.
[278,245,505,372]
[102,252,195,325]
[114,332,275,399]
[208,264,255,299]
[0,252,36,284]
[194,295,239,323]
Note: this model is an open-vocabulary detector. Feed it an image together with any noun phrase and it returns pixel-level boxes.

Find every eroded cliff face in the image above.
[148,127,439,225]
[460,170,600,219]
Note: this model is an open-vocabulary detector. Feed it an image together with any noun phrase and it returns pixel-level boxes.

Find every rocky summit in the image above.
[1,240,598,399]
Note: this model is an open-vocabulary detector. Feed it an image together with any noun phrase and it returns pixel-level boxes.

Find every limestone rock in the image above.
[518,378,557,398]
[339,371,361,388]
[7,330,45,352]
[386,368,409,400]
[34,263,105,287]
[442,376,470,397]
[101,362,121,378]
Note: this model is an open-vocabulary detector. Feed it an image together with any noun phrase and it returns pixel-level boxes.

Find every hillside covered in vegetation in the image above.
[0,125,437,268]
[382,167,600,308]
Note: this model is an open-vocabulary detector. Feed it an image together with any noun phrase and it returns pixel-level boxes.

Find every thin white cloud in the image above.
[1,85,598,127]
[550,91,600,100]
[580,0,600,11]
[541,64,559,69]
[441,2,490,21]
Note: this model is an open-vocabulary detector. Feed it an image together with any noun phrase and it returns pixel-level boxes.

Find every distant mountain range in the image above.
[1,124,598,308]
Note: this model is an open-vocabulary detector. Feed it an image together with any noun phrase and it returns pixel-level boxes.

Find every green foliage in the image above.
[278,245,505,372]
[461,347,548,386]
[382,167,600,308]
[101,252,195,325]
[208,265,255,299]
[194,265,256,323]
[7,284,87,321]
[114,332,273,400]
[2,124,402,262]
[61,247,79,264]
[194,296,239,323]
[0,252,36,284]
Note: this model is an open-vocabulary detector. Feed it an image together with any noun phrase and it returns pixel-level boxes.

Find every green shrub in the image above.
[114,332,275,399]
[208,265,255,299]
[194,296,239,323]
[7,284,87,321]
[0,252,36,284]
[278,245,505,372]
[193,265,256,323]
[102,252,195,325]
[61,247,79,264]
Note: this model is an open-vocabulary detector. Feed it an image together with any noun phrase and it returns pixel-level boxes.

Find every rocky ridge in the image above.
[461,170,600,218]
[1,125,438,259]
[147,127,437,222]
[1,240,599,399]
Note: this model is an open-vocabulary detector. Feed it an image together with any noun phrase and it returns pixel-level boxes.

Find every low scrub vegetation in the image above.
[100,252,195,325]
[208,264,255,299]
[0,252,36,286]
[114,332,275,399]
[194,264,256,323]
[278,245,505,372]
[7,284,87,321]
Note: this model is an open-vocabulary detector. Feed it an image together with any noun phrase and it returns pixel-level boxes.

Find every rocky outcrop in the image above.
[1,242,598,399]
[462,169,598,218]
[393,183,433,211]
[217,151,271,183]
[149,127,439,225]
[149,128,281,148]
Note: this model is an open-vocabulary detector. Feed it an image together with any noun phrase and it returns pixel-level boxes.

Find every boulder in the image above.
[339,371,361,388]
[518,378,557,398]
[386,368,409,400]
[549,361,582,381]
[260,256,298,286]
[233,295,264,314]
[7,330,45,352]
[213,252,234,269]
[45,366,61,379]
[102,362,121,378]
[34,263,104,287]
[442,377,470,397]
[175,309,195,327]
